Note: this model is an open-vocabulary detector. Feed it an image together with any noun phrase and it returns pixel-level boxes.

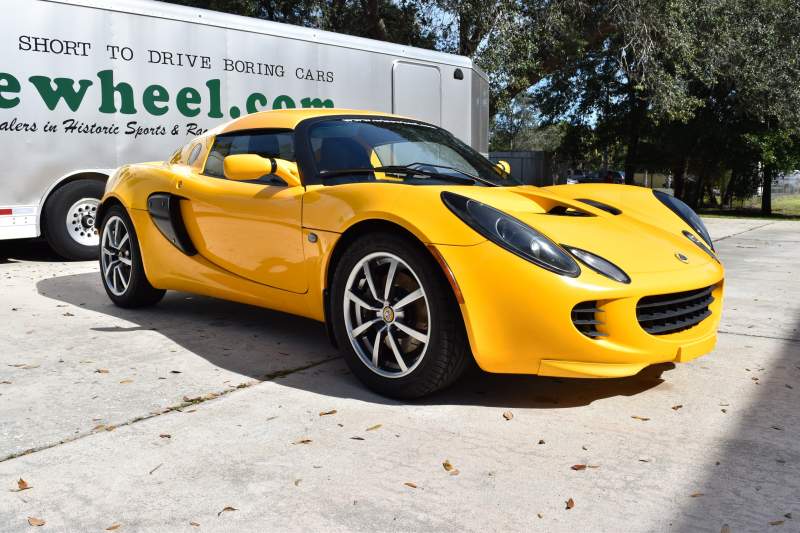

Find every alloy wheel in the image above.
[343,252,431,378]
[101,216,133,296]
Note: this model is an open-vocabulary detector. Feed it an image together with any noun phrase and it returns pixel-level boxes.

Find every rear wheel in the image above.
[99,205,165,308]
[43,179,105,260]
[331,233,470,399]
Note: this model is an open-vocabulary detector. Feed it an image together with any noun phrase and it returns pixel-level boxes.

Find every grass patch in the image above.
[699,193,800,219]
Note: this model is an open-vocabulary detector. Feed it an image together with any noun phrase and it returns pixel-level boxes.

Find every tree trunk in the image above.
[761,171,772,215]
[704,180,718,207]
[623,93,646,185]
[363,0,386,41]
[722,171,736,207]
[672,157,688,199]
[688,173,703,209]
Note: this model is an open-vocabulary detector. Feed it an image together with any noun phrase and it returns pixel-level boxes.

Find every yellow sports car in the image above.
[97,109,724,398]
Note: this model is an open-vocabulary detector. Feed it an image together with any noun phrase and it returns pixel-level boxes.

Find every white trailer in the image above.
[0,0,489,259]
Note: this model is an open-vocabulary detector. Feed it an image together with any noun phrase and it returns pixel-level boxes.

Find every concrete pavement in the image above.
[0,218,798,532]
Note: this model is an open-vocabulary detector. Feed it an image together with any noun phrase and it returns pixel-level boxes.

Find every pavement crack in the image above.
[719,329,800,344]
[713,222,775,243]
[0,355,341,464]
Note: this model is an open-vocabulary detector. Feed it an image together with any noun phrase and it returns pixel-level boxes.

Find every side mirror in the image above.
[495,160,511,177]
[223,154,301,187]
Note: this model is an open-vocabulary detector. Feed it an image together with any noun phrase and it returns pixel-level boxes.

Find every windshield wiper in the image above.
[404,162,499,187]
[318,165,493,186]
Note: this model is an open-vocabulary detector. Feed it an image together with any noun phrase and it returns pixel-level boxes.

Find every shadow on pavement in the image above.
[37,271,674,409]
[0,238,63,263]
[673,314,800,530]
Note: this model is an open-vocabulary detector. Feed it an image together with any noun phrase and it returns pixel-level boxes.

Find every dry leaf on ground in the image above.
[96,368,109,374]
[189,522,200,527]
[631,416,650,421]
[13,478,31,492]
[294,479,301,486]
[442,460,460,476]
[690,492,704,498]
[159,434,171,439]
[293,438,312,445]
[319,409,337,416]
[27,517,45,526]
[769,520,784,526]
[119,379,133,384]
[538,439,545,445]
[502,411,513,420]
[106,523,121,531]
[671,405,683,411]
[366,424,382,431]
[565,498,575,510]
[404,482,417,489]
[571,464,587,471]
[217,506,237,516]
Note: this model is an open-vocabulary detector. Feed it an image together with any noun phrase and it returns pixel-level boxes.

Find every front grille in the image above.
[636,285,715,335]
[572,301,606,338]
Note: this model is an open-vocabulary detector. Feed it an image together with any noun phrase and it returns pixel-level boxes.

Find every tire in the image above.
[43,179,105,260]
[98,204,165,308]
[331,233,470,399]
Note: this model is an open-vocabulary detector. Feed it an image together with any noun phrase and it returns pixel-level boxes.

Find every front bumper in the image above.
[436,241,724,378]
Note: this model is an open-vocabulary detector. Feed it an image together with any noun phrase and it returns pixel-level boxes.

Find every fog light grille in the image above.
[572,301,606,339]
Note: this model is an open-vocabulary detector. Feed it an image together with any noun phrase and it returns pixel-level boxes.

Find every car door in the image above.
[176,130,307,294]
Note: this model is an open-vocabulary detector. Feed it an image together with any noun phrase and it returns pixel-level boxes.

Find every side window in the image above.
[186,143,202,165]
[204,130,295,178]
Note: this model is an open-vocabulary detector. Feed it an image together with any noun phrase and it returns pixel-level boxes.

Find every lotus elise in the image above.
[97,109,724,398]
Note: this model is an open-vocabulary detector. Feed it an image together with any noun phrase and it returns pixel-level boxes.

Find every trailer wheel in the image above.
[43,179,105,260]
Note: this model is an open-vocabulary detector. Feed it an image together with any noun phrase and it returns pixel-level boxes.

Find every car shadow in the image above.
[36,271,674,408]
[0,238,64,263]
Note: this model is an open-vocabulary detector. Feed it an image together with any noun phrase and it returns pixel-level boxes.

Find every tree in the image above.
[164,0,437,47]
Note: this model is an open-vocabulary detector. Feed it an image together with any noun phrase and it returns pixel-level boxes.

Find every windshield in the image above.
[307,118,521,186]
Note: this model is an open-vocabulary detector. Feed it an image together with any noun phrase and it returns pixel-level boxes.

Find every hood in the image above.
[448,184,715,274]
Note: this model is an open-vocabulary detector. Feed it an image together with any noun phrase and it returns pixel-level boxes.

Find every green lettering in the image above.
[272,95,296,110]
[0,73,21,109]
[177,87,201,117]
[205,79,223,118]
[142,84,169,116]
[246,93,268,114]
[28,75,92,112]
[97,70,136,114]
[301,97,334,109]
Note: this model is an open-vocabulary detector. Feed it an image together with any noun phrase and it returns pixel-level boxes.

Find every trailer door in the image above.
[392,62,441,125]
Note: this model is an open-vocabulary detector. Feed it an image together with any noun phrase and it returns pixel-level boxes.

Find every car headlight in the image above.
[441,192,580,277]
[653,190,714,250]
[564,246,630,284]
[683,230,719,263]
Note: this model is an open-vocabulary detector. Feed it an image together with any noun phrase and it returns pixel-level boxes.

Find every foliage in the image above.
[166,0,437,46]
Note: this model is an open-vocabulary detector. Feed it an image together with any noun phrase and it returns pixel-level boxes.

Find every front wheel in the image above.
[331,233,470,399]
[99,205,165,308]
